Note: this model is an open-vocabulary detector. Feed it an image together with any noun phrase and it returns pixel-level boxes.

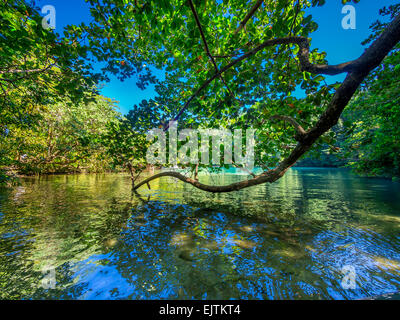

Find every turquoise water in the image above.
[0,168,400,299]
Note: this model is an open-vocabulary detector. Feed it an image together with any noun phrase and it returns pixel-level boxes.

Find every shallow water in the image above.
[0,168,400,299]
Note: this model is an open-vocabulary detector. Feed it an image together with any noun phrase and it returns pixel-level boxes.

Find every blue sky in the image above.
[37,0,398,114]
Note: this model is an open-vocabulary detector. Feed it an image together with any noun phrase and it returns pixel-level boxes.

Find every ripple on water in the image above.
[0,169,399,299]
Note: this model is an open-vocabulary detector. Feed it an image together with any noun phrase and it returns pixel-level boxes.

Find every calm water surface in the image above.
[1,168,400,299]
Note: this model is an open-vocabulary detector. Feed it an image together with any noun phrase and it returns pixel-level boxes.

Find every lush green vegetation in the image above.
[341,6,400,179]
[302,5,400,179]
[1,0,400,188]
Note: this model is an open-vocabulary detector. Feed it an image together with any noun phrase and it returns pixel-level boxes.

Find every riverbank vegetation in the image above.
[1,0,400,188]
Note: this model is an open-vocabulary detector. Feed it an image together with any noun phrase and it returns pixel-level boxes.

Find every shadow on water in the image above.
[0,168,400,299]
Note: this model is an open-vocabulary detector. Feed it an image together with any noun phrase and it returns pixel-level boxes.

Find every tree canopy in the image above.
[1,0,400,190]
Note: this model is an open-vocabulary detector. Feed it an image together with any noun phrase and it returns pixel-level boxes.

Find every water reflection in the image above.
[0,168,400,299]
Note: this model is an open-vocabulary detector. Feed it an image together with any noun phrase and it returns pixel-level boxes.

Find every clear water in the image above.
[0,168,400,300]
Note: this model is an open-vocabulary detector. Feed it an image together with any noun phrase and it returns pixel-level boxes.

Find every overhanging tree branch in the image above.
[168,35,360,129]
[235,0,264,34]
[0,63,56,75]
[138,12,400,193]
[188,0,217,72]
[270,115,306,141]
[187,0,237,103]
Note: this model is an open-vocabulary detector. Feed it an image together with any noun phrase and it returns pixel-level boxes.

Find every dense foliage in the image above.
[0,0,157,184]
[340,5,400,179]
[1,95,120,174]
[1,0,399,188]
